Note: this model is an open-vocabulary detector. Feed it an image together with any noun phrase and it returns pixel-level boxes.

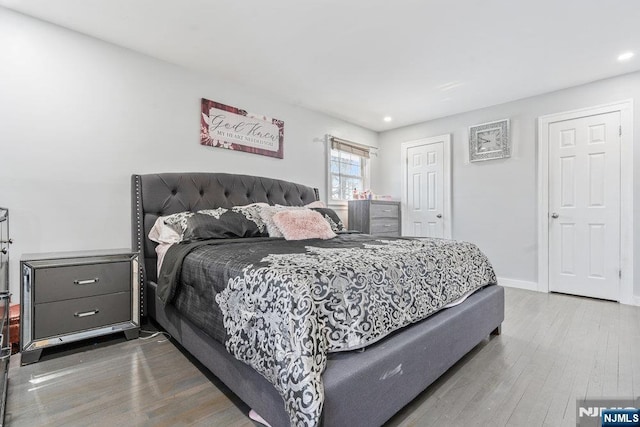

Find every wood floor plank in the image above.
[6,288,640,427]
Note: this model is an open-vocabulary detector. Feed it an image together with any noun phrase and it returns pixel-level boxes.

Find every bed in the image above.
[131,172,504,427]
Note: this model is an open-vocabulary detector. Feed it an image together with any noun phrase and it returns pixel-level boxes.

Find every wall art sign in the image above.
[468,118,510,162]
[200,98,284,159]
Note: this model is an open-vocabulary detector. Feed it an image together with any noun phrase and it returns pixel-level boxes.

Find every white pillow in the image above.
[149,216,182,244]
[304,201,326,208]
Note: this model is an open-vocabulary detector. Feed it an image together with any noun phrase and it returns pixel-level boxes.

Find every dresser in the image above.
[348,200,402,236]
[20,249,140,364]
[0,209,11,426]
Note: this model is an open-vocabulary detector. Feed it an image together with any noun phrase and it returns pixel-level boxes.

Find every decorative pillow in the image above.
[258,205,286,237]
[183,211,268,241]
[149,216,182,244]
[163,211,195,238]
[310,207,345,232]
[258,205,306,237]
[231,203,269,235]
[272,209,337,241]
[198,207,228,219]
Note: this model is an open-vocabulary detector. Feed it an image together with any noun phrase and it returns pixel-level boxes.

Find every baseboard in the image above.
[496,277,639,305]
[496,277,539,292]
[618,293,640,306]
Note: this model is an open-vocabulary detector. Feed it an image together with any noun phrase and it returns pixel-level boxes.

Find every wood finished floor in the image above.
[6,288,640,426]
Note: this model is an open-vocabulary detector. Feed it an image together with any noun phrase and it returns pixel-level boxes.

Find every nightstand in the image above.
[20,249,140,364]
[348,200,402,236]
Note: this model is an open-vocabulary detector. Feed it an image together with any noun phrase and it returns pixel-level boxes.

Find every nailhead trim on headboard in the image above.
[133,174,146,316]
[132,172,320,315]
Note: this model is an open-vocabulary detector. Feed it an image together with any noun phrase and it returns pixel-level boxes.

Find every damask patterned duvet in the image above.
[158,234,497,426]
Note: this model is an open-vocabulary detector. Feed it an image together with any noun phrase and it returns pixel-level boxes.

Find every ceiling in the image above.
[2,0,639,131]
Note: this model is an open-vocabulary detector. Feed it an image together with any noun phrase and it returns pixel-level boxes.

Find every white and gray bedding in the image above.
[158,233,497,426]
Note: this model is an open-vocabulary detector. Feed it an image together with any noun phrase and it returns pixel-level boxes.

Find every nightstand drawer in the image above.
[370,204,399,219]
[34,292,131,339]
[34,261,131,303]
[370,218,399,234]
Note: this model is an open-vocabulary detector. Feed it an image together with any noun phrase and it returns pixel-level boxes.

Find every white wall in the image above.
[0,8,377,298]
[374,71,640,299]
[3,7,637,303]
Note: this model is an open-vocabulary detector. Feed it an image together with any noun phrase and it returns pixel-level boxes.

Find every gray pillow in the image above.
[311,208,345,232]
[182,211,268,241]
[163,211,195,238]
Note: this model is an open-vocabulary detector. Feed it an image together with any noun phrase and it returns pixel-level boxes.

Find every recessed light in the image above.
[618,52,635,61]
[383,116,392,122]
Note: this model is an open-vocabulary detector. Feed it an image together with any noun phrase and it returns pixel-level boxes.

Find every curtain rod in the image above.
[325,134,378,150]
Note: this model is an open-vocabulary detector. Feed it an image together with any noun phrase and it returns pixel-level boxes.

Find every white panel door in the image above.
[405,141,444,237]
[548,111,621,300]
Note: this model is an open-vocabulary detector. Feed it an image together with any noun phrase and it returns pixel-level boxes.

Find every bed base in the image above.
[148,282,504,427]
[132,172,504,426]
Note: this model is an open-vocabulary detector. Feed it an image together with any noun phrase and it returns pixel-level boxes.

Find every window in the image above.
[330,149,365,200]
[328,137,370,202]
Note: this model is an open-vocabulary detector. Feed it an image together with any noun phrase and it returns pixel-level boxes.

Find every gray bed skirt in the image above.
[148,282,504,427]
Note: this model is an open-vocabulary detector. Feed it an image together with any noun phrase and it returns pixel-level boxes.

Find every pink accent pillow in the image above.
[272,209,337,241]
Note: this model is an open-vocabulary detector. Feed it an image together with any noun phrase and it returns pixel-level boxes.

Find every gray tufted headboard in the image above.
[131,172,319,313]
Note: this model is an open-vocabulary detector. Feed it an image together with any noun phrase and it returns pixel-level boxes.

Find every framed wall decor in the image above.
[468,119,510,162]
[200,98,284,159]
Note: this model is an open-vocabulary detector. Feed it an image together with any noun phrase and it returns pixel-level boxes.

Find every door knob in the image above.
[436,214,442,219]
[551,213,559,219]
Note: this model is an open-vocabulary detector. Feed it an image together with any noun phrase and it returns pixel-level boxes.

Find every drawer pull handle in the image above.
[74,278,99,285]
[384,224,392,227]
[74,309,99,318]
[382,209,392,212]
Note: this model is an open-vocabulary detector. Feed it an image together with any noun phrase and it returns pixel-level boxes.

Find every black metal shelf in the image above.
[0,207,11,426]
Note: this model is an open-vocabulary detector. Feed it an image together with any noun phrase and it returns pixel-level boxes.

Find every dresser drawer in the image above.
[370,218,399,234]
[34,261,131,303]
[370,203,399,219]
[34,292,131,339]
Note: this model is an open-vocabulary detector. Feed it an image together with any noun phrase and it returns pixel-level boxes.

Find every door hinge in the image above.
[619,126,622,136]
[619,269,622,279]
